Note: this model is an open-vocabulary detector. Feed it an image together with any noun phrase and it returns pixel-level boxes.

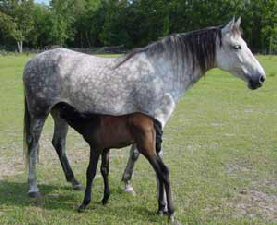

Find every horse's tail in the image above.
[23,96,31,169]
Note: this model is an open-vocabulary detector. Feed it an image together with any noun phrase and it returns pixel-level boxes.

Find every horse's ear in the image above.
[222,17,235,35]
[235,17,241,28]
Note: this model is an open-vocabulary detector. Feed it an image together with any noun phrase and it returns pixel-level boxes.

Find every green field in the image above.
[0,54,276,225]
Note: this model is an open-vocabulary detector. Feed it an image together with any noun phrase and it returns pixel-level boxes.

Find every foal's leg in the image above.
[100,148,110,205]
[27,116,47,198]
[157,176,167,215]
[121,144,139,194]
[156,145,167,214]
[78,147,100,212]
[145,154,175,222]
[51,109,82,190]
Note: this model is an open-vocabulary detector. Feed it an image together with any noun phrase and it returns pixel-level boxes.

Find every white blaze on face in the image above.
[216,17,266,89]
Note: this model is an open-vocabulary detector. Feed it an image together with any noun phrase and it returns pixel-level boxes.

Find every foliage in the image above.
[0,0,276,53]
[0,0,35,52]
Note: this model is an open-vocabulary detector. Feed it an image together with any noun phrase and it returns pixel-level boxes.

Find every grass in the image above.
[0,54,276,225]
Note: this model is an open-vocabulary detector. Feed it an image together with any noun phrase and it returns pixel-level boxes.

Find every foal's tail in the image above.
[23,97,31,169]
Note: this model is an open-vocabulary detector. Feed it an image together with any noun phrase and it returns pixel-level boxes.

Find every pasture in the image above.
[0,54,276,225]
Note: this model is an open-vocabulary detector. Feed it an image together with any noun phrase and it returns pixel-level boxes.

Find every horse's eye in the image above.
[233,45,241,50]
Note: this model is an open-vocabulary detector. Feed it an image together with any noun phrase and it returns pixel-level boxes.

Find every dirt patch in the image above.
[0,131,127,181]
[0,133,58,180]
[0,147,24,180]
[225,160,277,222]
[227,188,277,222]
[226,159,255,176]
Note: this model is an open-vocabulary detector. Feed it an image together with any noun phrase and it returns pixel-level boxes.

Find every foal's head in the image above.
[216,17,266,90]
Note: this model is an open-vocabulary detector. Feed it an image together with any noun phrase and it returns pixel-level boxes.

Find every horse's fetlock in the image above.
[167,206,175,216]
[27,136,33,145]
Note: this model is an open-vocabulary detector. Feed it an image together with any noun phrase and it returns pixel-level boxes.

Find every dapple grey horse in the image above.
[23,18,265,199]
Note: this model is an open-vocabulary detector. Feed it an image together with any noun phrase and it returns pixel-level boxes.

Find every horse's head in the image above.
[216,18,266,90]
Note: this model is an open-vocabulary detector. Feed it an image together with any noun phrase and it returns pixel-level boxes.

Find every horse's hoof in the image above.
[124,185,136,196]
[101,194,110,205]
[101,198,109,205]
[171,220,182,225]
[169,214,182,225]
[157,209,168,216]
[72,179,83,190]
[72,183,83,191]
[28,191,42,198]
[77,204,87,213]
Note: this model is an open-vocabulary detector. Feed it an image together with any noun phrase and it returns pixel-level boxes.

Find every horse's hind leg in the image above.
[27,116,47,198]
[51,109,82,190]
[121,144,139,194]
[122,144,164,194]
[101,148,110,205]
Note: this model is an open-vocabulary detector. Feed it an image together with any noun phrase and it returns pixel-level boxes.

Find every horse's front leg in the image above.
[78,147,100,212]
[121,144,139,194]
[100,148,110,205]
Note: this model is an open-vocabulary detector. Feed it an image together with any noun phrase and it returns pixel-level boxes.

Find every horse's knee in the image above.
[100,166,108,176]
[131,148,140,160]
[52,137,61,151]
[161,164,169,176]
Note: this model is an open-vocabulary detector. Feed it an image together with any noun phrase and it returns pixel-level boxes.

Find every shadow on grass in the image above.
[0,180,163,223]
[0,180,80,210]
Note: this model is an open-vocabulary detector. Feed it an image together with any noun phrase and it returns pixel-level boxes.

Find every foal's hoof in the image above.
[77,204,87,213]
[101,194,110,205]
[28,191,42,199]
[72,179,83,190]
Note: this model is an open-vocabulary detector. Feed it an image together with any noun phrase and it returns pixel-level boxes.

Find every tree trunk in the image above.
[17,41,23,53]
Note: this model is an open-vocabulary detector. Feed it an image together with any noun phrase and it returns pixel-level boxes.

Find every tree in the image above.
[0,11,14,46]
[49,0,75,46]
[0,0,35,52]
[70,0,103,47]
[32,4,52,48]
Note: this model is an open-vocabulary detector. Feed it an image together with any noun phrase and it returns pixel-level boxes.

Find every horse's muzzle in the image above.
[248,73,266,90]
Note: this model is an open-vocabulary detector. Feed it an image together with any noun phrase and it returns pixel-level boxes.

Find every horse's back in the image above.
[23,48,163,119]
[23,49,113,116]
[23,48,108,81]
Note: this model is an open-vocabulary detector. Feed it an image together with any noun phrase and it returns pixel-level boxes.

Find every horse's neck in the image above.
[150,53,209,102]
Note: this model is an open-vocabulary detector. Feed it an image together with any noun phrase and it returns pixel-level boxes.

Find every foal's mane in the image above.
[115,25,223,72]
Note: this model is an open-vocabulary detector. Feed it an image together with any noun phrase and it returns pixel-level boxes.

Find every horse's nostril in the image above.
[259,75,266,84]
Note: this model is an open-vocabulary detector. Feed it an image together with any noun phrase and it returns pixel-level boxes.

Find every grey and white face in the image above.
[216,18,266,90]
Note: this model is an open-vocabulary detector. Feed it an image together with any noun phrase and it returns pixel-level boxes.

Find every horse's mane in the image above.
[115,25,223,72]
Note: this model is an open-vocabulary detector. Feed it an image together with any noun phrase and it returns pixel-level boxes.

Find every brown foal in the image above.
[54,102,175,221]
